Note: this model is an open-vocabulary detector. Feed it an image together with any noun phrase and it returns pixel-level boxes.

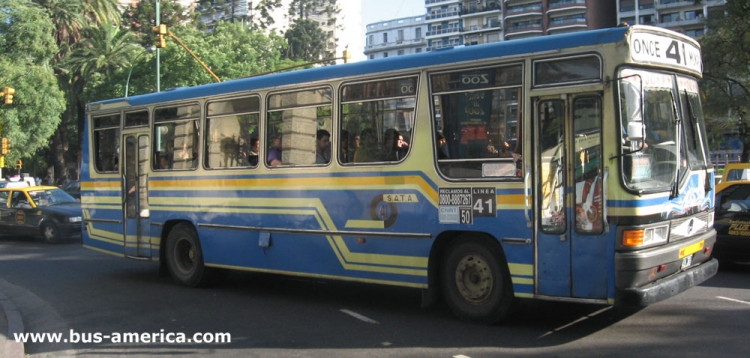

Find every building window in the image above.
[383,33,388,43]
[368,34,373,46]
[415,27,422,39]
[416,48,422,53]
[397,29,404,42]
[398,50,404,56]
[384,52,388,58]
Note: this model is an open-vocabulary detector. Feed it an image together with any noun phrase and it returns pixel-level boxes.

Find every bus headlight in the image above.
[622,225,669,247]
[68,216,82,223]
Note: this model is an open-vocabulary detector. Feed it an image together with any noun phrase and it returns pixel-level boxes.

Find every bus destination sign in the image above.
[629,31,702,74]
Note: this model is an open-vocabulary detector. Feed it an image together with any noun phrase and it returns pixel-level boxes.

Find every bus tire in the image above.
[441,236,515,325]
[166,223,212,287]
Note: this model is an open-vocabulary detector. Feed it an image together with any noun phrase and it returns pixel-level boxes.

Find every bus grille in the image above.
[669,212,710,242]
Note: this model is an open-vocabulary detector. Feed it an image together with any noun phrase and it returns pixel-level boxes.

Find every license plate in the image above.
[681,255,693,269]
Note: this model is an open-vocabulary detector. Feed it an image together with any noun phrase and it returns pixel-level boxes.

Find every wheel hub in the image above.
[455,255,493,302]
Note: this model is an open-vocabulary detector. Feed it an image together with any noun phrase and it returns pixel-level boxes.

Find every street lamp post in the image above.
[125,47,155,98]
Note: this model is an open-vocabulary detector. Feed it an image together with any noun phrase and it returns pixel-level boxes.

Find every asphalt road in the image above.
[1,235,749,358]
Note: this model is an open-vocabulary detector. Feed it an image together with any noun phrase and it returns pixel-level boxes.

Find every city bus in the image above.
[82,25,717,324]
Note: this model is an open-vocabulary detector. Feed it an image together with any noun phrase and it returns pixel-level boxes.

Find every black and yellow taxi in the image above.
[714,181,750,263]
[0,186,82,243]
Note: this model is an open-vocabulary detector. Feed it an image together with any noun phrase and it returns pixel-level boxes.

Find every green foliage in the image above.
[284,18,329,62]
[0,1,66,166]
[122,0,197,48]
[0,58,66,164]
[0,0,58,64]
[700,0,750,156]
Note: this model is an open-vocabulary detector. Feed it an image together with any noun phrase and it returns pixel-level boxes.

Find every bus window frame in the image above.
[152,102,202,172]
[91,112,122,174]
[532,53,603,89]
[204,94,262,170]
[124,109,150,128]
[339,75,419,166]
[428,63,524,181]
[266,86,334,168]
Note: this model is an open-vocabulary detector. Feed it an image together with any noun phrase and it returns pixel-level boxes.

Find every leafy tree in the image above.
[0,1,66,172]
[700,0,750,159]
[284,18,329,62]
[122,0,196,48]
[251,0,283,30]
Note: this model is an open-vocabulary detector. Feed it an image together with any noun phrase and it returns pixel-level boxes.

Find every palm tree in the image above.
[32,0,122,181]
[66,25,142,82]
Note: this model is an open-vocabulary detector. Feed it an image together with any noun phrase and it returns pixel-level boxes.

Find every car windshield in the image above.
[27,189,77,207]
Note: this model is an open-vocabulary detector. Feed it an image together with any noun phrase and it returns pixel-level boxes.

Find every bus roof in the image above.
[90,25,678,110]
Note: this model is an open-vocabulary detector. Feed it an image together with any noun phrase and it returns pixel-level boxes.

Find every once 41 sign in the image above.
[629,30,702,74]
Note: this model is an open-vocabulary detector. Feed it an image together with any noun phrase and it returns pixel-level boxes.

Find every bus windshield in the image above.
[618,69,708,191]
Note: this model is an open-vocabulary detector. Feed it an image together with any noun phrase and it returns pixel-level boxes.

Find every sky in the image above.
[361,0,426,27]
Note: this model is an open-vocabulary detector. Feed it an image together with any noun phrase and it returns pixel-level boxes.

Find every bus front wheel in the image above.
[441,236,515,325]
[166,223,212,287]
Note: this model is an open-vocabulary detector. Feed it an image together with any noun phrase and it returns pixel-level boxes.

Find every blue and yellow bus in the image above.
[83,25,717,324]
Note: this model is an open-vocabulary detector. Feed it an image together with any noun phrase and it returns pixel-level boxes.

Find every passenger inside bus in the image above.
[248,138,259,166]
[353,129,379,163]
[268,133,282,166]
[382,128,401,161]
[315,129,331,164]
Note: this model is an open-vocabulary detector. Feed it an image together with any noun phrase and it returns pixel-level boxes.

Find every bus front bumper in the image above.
[614,229,718,306]
[615,257,718,306]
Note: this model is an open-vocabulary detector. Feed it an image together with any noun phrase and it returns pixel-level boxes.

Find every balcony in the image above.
[504,22,543,36]
[425,9,460,22]
[462,1,502,16]
[425,0,460,5]
[462,21,503,35]
[548,17,588,31]
[656,0,704,10]
[656,16,705,28]
[426,26,462,38]
[505,3,542,19]
[547,0,586,14]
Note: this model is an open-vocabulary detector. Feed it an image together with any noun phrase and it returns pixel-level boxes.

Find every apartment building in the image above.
[364,16,428,60]
[617,0,727,38]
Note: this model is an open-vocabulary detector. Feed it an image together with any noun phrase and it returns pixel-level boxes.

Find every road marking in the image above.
[717,296,750,306]
[340,309,379,324]
[453,355,472,358]
[537,306,611,339]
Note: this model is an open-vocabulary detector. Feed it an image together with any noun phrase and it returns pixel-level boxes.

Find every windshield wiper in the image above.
[670,91,681,199]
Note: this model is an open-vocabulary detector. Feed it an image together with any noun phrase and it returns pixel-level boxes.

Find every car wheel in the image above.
[41,222,61,244]
[165,223,213,287]
[441,235,516,325]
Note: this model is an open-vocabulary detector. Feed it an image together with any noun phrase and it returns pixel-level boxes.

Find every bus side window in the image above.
[340,77,417,165]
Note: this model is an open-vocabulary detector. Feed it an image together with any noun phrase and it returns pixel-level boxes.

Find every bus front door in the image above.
[123,133,151,259]
[534,95,608,300]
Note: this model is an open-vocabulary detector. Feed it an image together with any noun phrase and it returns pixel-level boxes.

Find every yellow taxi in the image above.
[714,180,750,263]
[0,186,82,243]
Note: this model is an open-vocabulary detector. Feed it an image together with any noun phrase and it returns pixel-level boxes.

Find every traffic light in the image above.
[15,159,21,169]
[152,24,168,48]
[1,137,10,155]
[2,87,14,105]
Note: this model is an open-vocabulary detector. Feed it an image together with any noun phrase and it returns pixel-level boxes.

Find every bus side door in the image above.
[534,94,608,300]
[123,133,151,258]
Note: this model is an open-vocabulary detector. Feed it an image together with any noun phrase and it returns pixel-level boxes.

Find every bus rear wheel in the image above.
[166,223,212,287]
[441,236,515,325]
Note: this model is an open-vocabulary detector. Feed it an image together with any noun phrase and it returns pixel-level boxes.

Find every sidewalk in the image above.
[0,289,25,358]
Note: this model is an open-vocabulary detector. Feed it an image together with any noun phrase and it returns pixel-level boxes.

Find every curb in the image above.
[0,290,25,358]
